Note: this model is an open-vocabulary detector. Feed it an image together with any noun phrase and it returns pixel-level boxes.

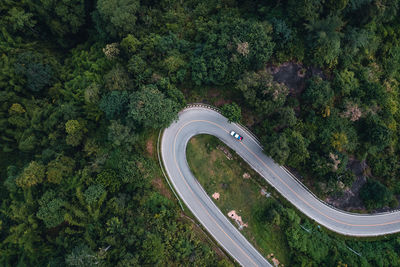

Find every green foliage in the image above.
[286,130,310,167]
[36,190,66,228]
[15,51,54,92]
[104,64,131,91]
[65,244,101,267]
[99,91,129,120]
[237,70,288,116]
[65,120,86,147]
[302,77,334,111]
[15,161,45,188]
[270,18,292,45]
[95,169,121,193]
[46,155,75,184]
[127,86,178,129]
[264,134,290,165]
[83,184,106,205]
[333,69,359,96]
[107,120,138,150]
[96,0,140,38]
[2,0,400,266]
[120,34,140,55]
[36,0,86,43]
[360,180,393,209]
[360,114,391,153]
[190,16,274,85]
[221,102,241,123]
[305,16,344,66]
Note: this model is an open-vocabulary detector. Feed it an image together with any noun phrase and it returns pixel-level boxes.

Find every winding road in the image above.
[160,106,400,267]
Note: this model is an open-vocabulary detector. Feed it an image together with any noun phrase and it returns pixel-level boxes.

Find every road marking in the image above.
[176,119,400,228]
[173,120,262,267]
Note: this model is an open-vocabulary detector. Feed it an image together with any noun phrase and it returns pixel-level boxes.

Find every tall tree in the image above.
[127,85,178,129]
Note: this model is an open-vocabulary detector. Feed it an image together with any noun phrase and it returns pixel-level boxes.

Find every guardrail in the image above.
[185,103,262,145]
[182,103,400,217]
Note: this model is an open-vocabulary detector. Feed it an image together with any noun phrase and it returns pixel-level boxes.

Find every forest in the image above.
[1,0,400,266]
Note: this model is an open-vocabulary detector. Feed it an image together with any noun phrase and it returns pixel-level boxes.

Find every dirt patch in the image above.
[217,145,233,160]
[190,138,197,145]
[267,62,306,96]
[267,253,282,267]
[325,158,367,211]
[151,178,172,199]
[242,172,251,179]
[146,139,154,157]
[212,192,220,200]
[267,62,325,97]
[227,210,248,229]
[207,88,232,107]
[209,150,218,163]
[214,98,231,107]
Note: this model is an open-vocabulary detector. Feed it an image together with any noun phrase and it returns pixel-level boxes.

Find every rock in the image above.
[242,172,251,179]
[217,145,233,160]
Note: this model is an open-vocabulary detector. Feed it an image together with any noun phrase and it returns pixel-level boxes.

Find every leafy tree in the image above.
[95,169,121,193]
[332,69,359,96]
[270,18,292,45]
[264,134,290,165]
[4,7,36,33]
[65,244,101,267]
[360,115,391,153]
[305,16,344,66]
[120,34,140,55]
[107,120,138,150]
[15,161,45,188]
[359,180,393,209]
[14,52,54,92]
[141,233,164,265]
[104,65,131,91]
[2,193,44,260]
[276,107,297,128]
[221,102,242,123]
[287,0,324,22]
[237,70,288,117]
[35,0,86,43]
[302,77,334,112]
[65,119,86,147]
[46,155,75,184]
[340,27,374,66]
[127,86,178,129]
[96,0,140,37]
[286,130,310,167]
[190,17,274,85]
[36,190,66,228]
[84,184,106,205]
[99,91,129,120]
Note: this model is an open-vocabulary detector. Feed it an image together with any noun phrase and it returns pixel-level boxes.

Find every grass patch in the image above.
[186,134,291,266]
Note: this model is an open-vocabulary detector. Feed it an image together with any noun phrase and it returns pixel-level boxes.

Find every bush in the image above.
[359,179,393,210]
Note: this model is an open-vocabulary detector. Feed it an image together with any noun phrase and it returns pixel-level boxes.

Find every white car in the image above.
[230,130,243,141]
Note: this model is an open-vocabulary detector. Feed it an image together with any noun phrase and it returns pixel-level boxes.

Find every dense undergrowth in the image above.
[1,0,400,266]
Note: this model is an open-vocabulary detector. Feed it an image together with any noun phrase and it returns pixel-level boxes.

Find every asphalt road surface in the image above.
[161,106,400,267]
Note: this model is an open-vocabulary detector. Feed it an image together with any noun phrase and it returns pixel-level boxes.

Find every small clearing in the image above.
[146,139,154,157]
[212,192,220,200]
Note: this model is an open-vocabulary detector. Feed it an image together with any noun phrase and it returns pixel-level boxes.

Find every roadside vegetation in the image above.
[187,134,400,266]
[1,0,400,266]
